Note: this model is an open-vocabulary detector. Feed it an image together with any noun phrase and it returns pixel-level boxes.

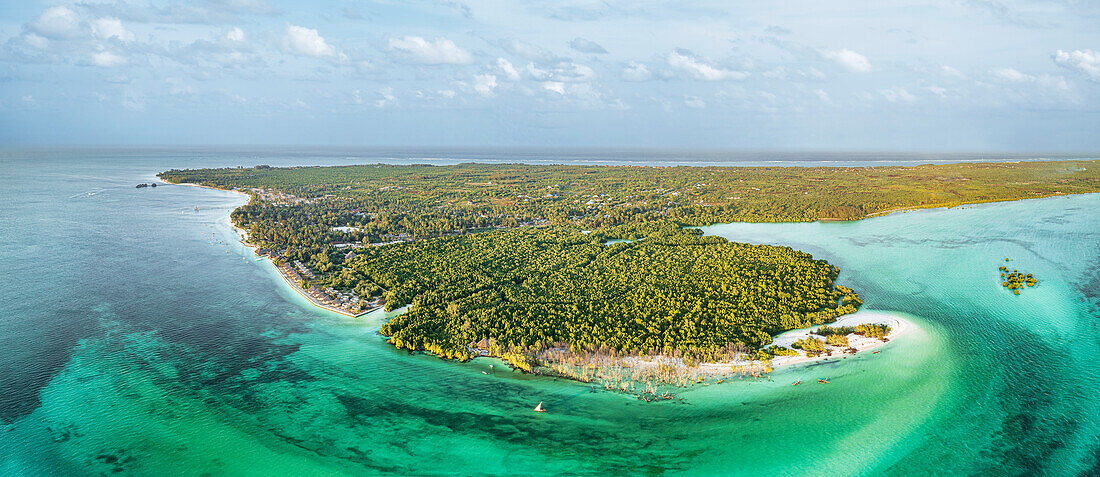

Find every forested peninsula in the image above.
[159,160,1099,384]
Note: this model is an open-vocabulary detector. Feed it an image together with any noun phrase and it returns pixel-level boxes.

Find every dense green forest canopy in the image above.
[160,160,1100,241]
[157,160,1097,365]
[365,224,859,361]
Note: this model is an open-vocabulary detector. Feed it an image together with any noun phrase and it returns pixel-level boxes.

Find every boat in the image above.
[481,371,488,374]
[534,401,546,413]
[818,378,830,384]
[872,350,880,354]
[792,379,801,386]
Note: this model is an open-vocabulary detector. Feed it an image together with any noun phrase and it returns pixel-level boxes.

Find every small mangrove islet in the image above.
[1000,261,1038,295]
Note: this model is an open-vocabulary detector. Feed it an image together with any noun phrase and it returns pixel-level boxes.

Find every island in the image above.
[1000,261,1038,295]
[158,160,1098,391]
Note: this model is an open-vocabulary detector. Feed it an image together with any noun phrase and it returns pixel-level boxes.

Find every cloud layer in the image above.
[0,1,1097,150]
[283,25,334,57]
[388,36,473,64]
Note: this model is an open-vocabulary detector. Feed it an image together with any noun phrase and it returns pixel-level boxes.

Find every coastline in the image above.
[166,180,376,318]
[621,311,915,380]
[160,173,975,389]
[166,175,919,386]
[767,310,913,367]
[269,261,377,318]
[860,191,1094,220]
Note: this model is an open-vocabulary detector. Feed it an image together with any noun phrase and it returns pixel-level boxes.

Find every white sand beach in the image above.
[622,310,918,379]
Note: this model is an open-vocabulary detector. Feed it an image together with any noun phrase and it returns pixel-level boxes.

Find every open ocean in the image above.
[0,148,1097,475]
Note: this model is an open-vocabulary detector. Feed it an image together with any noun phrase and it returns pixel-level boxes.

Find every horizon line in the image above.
[2,144,1099,157]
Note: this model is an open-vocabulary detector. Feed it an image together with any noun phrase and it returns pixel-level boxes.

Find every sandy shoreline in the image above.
[624,310,916,379]
[166,180,374,318]
[861,192,1085,219]
[269,262,376,317]
[767,311,914,368]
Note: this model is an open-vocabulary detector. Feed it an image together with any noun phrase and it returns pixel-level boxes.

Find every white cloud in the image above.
[622,62,651,81]
[515,61,593,82]
[389,36,473,65]
[684,96,706,108]
[23,33,50,50]
[376,86,396,107]
[165,77,192,96]
[992,67,1030,82]
[941,65,966,79]
[1036,75,1070,91]
[667,50,748,81]
[879,86,916,102]
[608,98,629,110]
[526,62,549,80]
[31,6,82,40]
[186,30,261,66]
[91,17,135,42]
[500,38,556,62]
[991,68,1070,91]
[226,27,245,42]
[539,82,603,105]
[283,25,335,57]
[560,83,601,102]
[763,66,827,81]
[1053,49,1100,82]
[91,50,126,67]
[495,58,521,81]
[824,49,872,73]
[569,37,607,54]
[813,89,830,102]
[542,81,565,95]
[474,74,498,96]
[926,86,947,97]
[552,61,595,82]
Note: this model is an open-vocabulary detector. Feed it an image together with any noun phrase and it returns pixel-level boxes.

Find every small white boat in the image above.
[534,401,546,413]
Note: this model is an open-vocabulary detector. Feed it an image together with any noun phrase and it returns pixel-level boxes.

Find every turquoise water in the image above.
[0,150,1097,475]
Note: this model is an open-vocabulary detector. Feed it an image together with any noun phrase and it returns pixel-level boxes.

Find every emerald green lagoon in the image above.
[0,150,1097,475]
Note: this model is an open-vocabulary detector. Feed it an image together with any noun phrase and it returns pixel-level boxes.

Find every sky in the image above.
[0,0,1098,150]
